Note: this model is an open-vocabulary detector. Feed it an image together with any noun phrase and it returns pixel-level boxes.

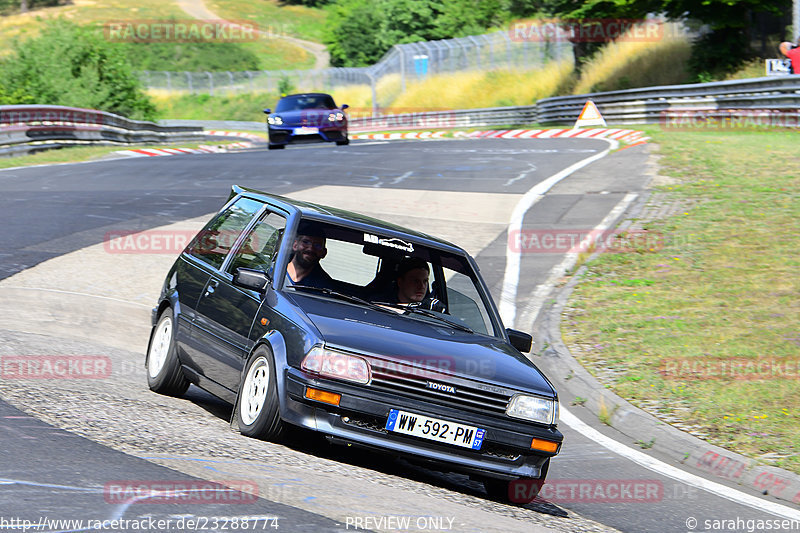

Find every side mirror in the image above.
[233,267,270,292]
[506,328,533,353]
[263,108,271,114]
[341,104,349,110]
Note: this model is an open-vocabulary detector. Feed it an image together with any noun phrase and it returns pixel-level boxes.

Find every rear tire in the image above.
[237,346,284,441]
[146,311,189,396]
[268,144,285,150]
[336,138,349,146]
[483,458,549,504]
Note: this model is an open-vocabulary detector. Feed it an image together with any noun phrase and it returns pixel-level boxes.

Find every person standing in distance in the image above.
[779,39,800,73]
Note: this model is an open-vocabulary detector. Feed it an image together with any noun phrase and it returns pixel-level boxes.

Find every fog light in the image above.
[305,387,341,406]
[530,438,559,453]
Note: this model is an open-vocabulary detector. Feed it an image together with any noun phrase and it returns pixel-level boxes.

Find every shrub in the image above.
[1,18,156,119]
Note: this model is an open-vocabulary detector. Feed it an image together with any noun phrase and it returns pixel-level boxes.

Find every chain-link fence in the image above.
[138,31,573,110]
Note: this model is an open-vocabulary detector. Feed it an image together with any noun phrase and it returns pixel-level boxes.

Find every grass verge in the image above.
[562,127,800,473]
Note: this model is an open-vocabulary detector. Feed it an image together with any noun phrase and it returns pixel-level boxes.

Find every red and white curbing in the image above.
[114,140,254,158]
[113,130,263,158]
[205,130,265,142]
[352,128,649,147]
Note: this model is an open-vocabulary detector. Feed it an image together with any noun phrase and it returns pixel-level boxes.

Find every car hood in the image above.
[289,293,555,398]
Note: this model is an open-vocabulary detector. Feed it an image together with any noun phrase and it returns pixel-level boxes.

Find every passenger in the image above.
[286,222,333,289]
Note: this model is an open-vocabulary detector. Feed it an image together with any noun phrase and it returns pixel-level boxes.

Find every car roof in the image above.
[278,92,333,99]
[230,185,464,254]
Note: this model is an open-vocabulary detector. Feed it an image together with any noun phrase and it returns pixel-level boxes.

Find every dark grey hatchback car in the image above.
[145,185,562,502]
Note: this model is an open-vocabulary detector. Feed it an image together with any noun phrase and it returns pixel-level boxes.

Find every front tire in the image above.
[336,137,349,146]
[237,346,284,441]
[268,144,285,150]
[146,311,189,396]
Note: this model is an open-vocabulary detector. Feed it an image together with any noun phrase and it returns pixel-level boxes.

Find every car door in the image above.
[191,209,287,391]
[178,196,266,377]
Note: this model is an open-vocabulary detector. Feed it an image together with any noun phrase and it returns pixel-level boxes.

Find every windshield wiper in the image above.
[372,302,474,334]
[289,285,396,314]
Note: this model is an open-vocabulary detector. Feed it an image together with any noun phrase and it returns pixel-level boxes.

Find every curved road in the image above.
[0,139,795,532]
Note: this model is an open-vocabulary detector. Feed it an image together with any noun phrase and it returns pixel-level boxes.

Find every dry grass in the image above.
[389,61,574,110]
[573,25,692,94]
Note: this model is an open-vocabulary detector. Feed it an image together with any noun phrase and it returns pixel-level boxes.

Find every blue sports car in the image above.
[263,93,349,149]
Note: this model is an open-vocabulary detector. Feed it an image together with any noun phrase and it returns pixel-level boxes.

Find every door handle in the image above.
[204,280,219,297]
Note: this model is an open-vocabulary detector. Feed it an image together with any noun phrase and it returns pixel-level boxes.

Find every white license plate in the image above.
[294,127,319,135]
[385,409,485,450]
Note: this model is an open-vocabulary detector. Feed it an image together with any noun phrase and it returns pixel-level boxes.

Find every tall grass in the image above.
[389,60,574,110]
[573,26,692,94]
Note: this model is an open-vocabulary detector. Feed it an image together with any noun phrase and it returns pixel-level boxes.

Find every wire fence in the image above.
[138,31,574,109]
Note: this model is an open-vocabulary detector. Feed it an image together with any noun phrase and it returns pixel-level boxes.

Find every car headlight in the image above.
[506,394,558,425]
[328,113,344,122]
[301,345,371,384]
[267,116,283,125]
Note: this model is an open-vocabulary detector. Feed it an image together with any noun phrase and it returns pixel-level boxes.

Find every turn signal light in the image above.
[530,438,559,453]
[305,387,341,406]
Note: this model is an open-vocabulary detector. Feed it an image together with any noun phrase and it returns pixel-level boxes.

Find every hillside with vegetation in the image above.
[0,0,792,119]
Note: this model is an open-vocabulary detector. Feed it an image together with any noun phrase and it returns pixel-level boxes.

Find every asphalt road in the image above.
[0,138,794,532]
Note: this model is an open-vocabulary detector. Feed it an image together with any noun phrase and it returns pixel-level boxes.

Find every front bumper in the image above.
[268,126,347,145]
[281,368,561,480]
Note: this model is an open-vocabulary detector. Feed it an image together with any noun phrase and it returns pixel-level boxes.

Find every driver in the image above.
[286,222,333,288]
[381,257,445,312]
[396,257,431,303]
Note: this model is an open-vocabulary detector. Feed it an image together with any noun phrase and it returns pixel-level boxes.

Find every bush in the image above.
[1,19,156,120]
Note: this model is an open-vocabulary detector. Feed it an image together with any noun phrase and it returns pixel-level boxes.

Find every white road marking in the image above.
[494,138,800,520]
[561,408,800,521]
[498,139,617,326]
[514,192,638,329]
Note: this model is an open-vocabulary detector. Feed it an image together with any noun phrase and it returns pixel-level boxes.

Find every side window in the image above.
[186,197,264,270]
[228,212,286,274]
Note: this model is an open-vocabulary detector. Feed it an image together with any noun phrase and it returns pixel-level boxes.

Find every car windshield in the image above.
[284,219,501,337]
[275,94,337,113]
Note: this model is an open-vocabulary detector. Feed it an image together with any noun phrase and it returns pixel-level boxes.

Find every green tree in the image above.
[541,0,790,77]
[1,19,156,119]
[326,0,391,67]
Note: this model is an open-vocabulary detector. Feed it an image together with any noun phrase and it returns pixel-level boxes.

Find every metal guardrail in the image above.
[3,77,799,156]
[536,76,800,125]
[0,105,206,156]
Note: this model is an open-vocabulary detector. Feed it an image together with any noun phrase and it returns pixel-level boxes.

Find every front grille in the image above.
[342,414,386,433]
[367,358,511,416]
